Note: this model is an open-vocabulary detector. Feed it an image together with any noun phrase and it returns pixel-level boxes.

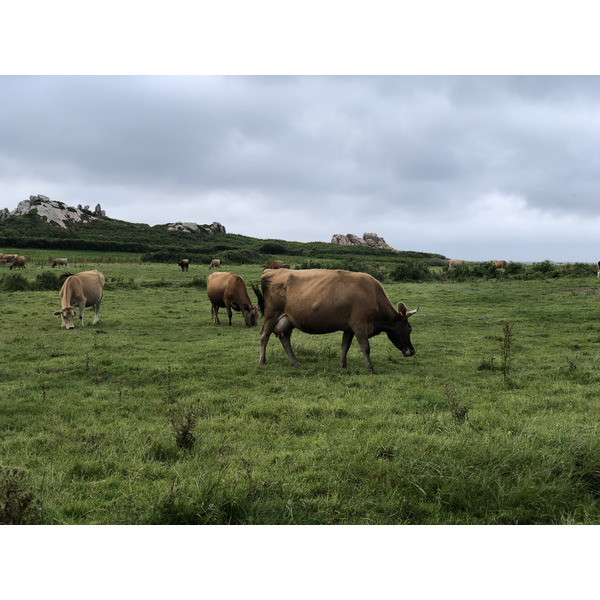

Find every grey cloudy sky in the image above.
[2,74,599,262]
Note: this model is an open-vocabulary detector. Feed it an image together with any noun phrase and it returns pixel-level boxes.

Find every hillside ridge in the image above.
[0,194,446,265]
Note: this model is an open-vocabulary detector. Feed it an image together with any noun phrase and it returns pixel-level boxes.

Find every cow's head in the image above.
[386,303,418,357]
[54,306,77,329]
[242,304,260,327]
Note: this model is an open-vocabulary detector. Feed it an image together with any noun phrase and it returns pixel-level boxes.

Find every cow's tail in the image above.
[252,282,265,316]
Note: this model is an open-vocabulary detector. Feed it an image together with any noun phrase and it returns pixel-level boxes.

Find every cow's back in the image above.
[63,270,105,306]
[207,271,235,304]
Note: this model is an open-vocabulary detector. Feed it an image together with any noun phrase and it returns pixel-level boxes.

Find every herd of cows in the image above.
[0,253,69,269]
[12,253,593,373]
[42,256,418,374]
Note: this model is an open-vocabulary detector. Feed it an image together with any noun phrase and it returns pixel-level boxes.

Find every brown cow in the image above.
[264,260,284,270]
[1,254,17,263]
[209,259,221,270]
[9,256,26,270]
[493,260,507,269]
[207,272,259,327]
[53,270,105,329]
[52,258,70,268]
[178,259,190,272]
[448,259,466,268]
[255,268,418,374]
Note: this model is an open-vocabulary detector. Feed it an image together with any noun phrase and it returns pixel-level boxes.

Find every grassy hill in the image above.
[0,208,447,268]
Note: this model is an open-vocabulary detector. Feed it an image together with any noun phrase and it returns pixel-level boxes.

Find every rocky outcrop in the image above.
[4,195,226,234]
[166,221,226,235]
[331,232,394,251]
[11,195,100,229]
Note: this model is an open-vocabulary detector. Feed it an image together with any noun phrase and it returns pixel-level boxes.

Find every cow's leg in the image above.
[354,328,376,374]
[93,298,101,325]
[211,303,220,325]
[226,302,233,326]
[259,318,277,364]
[78,299,86,327]
[340,330,354,369]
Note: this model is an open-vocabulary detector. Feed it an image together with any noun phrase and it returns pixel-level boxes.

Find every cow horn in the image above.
[398,303,419,317]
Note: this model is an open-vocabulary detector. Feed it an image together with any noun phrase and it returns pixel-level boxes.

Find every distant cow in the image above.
[494,260,507,269]
[255,268,418,374]
[448,260,466,268]
[1,254,17,263]
[207,271,259,327]
[9,256,26,270]
[209,259,221,270]
[597,261,600,279]
[52,258,69,268]
[265,260,284,270]
[178,259,190,272]
[53,270,105,329]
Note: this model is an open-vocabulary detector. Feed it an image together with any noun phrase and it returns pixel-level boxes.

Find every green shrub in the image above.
[531,260,557,277]
[1,273,29,291]
[296,259,324,269]
[561,263,596,278]
[505,261,525,276]
[390,261,433,282]
[260,242,288,254]
[447,264,472,282]
[34,271,62,291]
[221,249,262,265]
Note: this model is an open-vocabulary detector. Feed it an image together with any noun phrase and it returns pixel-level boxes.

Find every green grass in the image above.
[1,256,600,524]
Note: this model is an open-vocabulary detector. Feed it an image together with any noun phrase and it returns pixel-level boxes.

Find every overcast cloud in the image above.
[1,75,599,262]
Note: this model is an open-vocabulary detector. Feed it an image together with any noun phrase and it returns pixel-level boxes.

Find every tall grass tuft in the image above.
[445,384,470,423]
[169,402,198,450]
[502,321,514,382]
[0,467,39,524]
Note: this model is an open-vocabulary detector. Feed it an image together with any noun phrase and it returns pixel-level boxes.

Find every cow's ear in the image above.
[397,302,407,316]
[53,310,62,316]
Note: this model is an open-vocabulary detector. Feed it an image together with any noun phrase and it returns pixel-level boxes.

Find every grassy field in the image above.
[2,254,600,524]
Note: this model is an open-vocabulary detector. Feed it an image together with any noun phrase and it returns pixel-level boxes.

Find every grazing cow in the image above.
[255,268,418,374]
[1,254,17,263]
[493,260,507,269]
[52,258,69,268]
[53,270,105,329]
[207,271,259,327]
[9,256,26,270]
[448,259,466,268]
[178,259,190,272]
[265,260,284,270]
[209,259,221,270]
